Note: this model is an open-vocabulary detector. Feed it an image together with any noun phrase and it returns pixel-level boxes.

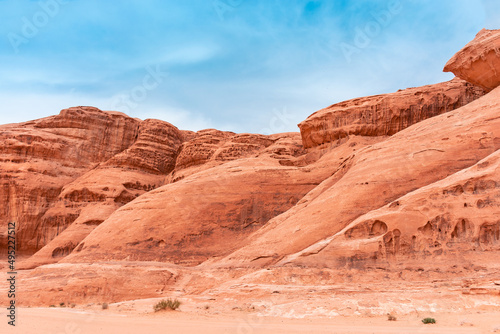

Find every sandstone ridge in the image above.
[298,78,485,149]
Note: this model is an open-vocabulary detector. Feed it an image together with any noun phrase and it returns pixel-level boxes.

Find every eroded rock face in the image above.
[104,118,185,174]
[444,29,500,91]
[2,29,500,308]
[168,131,276,183]
[221,85,500,268]
[173,129,235,171]
[19,119,185,268]
[62,133,367,266]
[298,78,485,149]
[33,106,141,164]
[284,148,500,268]
[0,107,140,254]
[2,79,487,259]
[3,106,320,268]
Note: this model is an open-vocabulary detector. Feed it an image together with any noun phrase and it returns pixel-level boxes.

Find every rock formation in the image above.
[444,28,500,91]
[19,118,185,268]
[0,107,140,254]
[284,148,500,268]
[61,134,380,265]
[221,85,500,267]
[0,29,500,312]
[298,78,485,149]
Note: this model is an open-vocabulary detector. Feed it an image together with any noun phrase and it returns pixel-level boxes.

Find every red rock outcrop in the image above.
[19,119,185,268]
[298,78,485,149]
[282,148,500,268]
[4,108,327,268]
[168,130,276,183]
[1,29,500,313]
[444,29,500,91]
[63,134,381,266]
[2,78,487,260]
[0,107,140,254]
[221,85,500,267]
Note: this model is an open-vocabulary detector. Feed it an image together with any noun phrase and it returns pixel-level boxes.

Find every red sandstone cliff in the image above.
[0,28,499,310]
[0,107,140,254]
[298,78,485,149]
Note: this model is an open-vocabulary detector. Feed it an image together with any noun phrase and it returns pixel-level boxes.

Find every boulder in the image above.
[444,28,500,91]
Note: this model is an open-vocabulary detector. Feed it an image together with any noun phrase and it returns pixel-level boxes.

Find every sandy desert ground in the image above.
[1,306,499,334]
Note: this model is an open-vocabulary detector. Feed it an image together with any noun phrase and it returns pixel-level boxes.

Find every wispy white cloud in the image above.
[125,106,216,132]
[0,0,497,133]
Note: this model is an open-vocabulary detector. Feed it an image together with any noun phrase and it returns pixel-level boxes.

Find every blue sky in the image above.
[0,0,499,133]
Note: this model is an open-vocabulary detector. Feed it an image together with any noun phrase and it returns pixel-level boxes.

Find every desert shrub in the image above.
[422,317,436,324]
[102,303,109,310]
[59,302,65,307]
[154,299,181,312]
[387,313,397,321]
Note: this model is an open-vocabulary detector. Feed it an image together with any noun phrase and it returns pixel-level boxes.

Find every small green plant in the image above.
[59,302,65,307]
[422,317,436,324]
[49,305,56,308]
[387,313,397,321]
[154,299,181,312]
[102,303,109,310]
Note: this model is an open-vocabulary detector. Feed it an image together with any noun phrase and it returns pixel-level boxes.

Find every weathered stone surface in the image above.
[63,134,374,266]
[173,129,235,171]
[19,119,185,268]
[282,148,500,268]
[168,131,277,183]
[2,108,316,267]
[0,107,140,254]
[103,118,184,174]
[444,29,500,91]
[1,29,500,315]
[221,85,500,268]
[298,78,485,149]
